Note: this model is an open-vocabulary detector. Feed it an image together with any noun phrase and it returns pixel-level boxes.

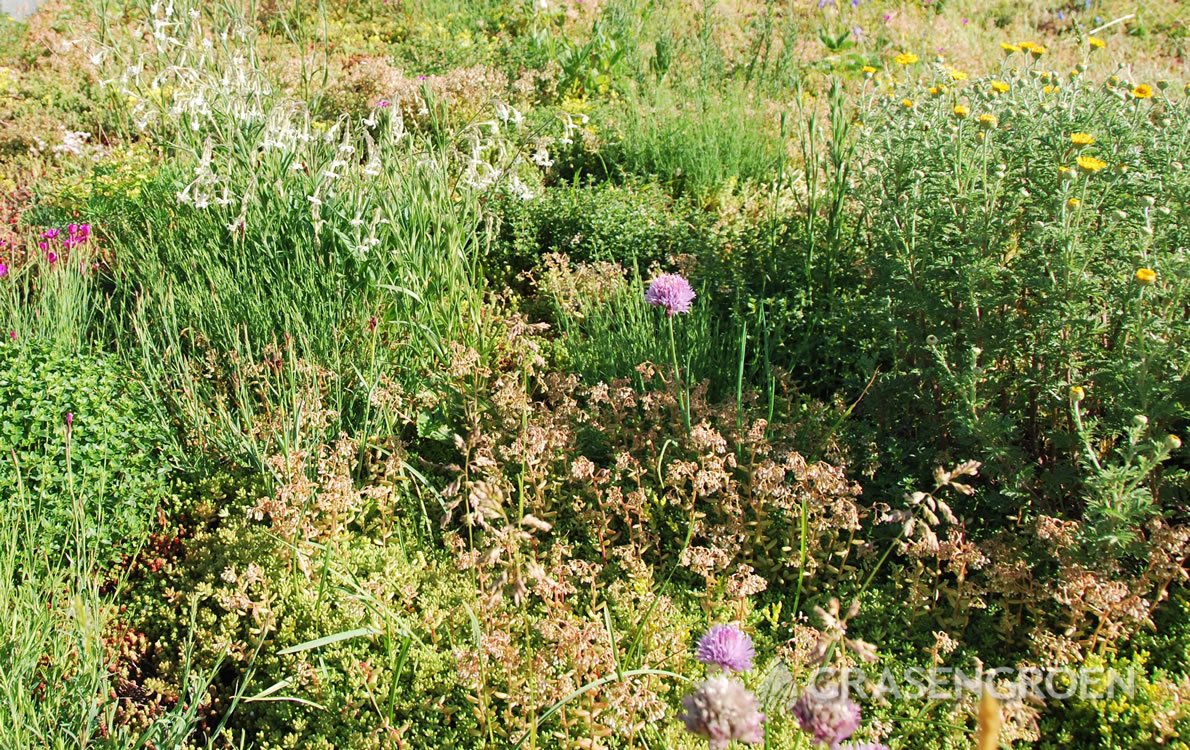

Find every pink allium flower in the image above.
[42,228,60,239]
[0,262,7,277]
[645,273,696,317]
[375,99,392,108]
[46,251,59,264]
[791,693,861,748]
[696,624,755,673]
[8,330,16,341]
[680,675,765,749]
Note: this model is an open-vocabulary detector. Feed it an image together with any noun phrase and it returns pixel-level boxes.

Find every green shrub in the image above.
[493,180,715,285]
[787,70,1189,524]
[0,338,170,568]
[600,82,786,202]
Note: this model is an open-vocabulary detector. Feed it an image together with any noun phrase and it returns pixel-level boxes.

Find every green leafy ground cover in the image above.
[0,0,1186,747]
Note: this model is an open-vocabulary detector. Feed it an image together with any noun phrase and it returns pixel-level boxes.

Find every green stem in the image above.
[668,314,691,431]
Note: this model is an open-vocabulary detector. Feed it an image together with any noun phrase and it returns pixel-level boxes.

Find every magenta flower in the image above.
[696,624,755,673]
[46,251,59,264]
[375,99,392,108]
[645,273,696,317]
[42,228,60,240]
[792,693,861,748]
[0,262,7,277]
[63,223,91,249]
[8,330,16,341]
[680,675,765,749]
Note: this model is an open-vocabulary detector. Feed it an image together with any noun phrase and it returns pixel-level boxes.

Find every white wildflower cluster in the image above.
[457,100,564,201]
[52,129,91,158]
[94,0,272,135]
[176,138,234,210]
[558,109,590,146]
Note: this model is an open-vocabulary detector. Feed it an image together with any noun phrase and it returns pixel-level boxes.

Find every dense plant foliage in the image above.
[0,0,1186,748]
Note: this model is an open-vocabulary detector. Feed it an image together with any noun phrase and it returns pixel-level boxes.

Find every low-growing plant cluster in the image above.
[0,0,1186,748]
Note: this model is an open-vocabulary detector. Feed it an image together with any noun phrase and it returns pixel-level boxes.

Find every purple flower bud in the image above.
[680,675,765,749]
[792,692,861,747]
[0,262,7,278]
[645,273,696,317]
[696,624,755,673]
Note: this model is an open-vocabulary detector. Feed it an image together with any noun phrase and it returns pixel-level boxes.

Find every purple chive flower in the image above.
[46,251,59,265]
[375,99,392,108]
[42,228,60,240]
[0,262,7,277]
[792,693,862,748]
[696,624,755,673]
[645,273,696,317]
[882,12,892,22]
[680,675,766,749]
[8,330,16,341]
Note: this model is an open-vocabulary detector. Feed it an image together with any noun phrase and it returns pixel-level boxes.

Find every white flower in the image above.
[531,146,554,168]
[52,129,91,157]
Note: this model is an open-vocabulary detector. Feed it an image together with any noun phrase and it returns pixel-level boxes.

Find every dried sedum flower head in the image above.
[696,624,756,673]
[680,675,766,749]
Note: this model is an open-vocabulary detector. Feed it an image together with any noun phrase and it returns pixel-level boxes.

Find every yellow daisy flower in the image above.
[979,114,998,130]
[902,98,915,109]
[1066,197,1081,208]
[928,85,947,96]
[862,65,878,75]
[1135,268,1156,285]
[990,80,1010,94]
[953,104,970,118]
[1043,85,1060,94]
[1089,36,1106,50]
[1070,132,1095,146]
[1019,41,1046,57]
[1001,42,1020,53]
[1069,385,1086,402]
[949,69,968,81]
[1131,83,1154,99]
[895,52,919,66]
[1076,156,1107,173]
